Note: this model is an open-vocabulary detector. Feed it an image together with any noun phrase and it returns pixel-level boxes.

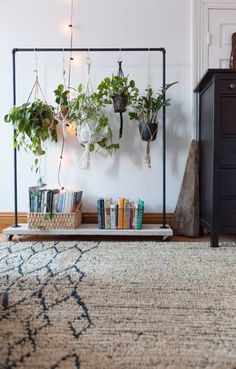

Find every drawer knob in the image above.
[229,83,236,89]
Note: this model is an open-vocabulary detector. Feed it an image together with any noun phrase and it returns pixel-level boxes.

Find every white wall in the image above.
[0,0,193,212]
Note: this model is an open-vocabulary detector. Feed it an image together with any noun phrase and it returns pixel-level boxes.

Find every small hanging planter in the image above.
[129,82,178,167]
[97,60,139,139]
[78,120,103,145]
[112,93,128,113]
[139,122,158,142]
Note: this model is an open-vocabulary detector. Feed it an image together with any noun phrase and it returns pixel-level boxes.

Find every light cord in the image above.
[57,0,75,190]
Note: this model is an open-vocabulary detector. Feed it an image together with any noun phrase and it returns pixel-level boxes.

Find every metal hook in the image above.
[86,56,91,66]
[118,48,123,62]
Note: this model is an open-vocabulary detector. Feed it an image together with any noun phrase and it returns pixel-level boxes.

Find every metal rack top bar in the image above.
[13,47,166,53]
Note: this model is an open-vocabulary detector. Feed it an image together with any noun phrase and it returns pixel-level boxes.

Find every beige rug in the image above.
[0,241,236,369]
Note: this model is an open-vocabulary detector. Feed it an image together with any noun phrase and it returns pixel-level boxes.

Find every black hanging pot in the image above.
[112,94,128,113]
[139,122,158,141]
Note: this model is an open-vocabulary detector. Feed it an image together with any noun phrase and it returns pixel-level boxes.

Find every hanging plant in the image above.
[4,100,58,156]
[97,61,139,138]
[129,82,177,167]
[54,84,78,122]
[54,84,71,120]
[71,83,119,169]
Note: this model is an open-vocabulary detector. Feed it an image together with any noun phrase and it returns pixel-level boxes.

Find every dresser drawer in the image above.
[220,168,236,196]
[220,97,236,135]
[219,199,236,227]
[219,138,236,166]
[221,79,236,94]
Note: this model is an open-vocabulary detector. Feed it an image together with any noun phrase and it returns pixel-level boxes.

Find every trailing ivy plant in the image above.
[4,100,58,183]
[5,100,58,155]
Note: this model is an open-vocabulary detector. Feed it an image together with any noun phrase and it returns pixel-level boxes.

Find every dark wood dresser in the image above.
[194,69,236,247]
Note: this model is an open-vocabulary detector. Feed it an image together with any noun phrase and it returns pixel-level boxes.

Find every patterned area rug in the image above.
[0,241,236,369]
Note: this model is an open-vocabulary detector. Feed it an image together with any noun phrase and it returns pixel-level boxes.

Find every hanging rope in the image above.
[77,57,108,169]
[147,48,151,89]
[142,48,157,168]
[145,141,151,168]
[117,60,124,78]
[27,50,47,103]
[62,49,67,89]
[115,57,125,139]
[85,54,93,96]
[57,138,65,190]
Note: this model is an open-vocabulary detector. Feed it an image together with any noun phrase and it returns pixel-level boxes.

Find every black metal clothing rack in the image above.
[11,47,167,231]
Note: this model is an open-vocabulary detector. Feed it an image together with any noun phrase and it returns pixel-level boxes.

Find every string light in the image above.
[57,0,75,190]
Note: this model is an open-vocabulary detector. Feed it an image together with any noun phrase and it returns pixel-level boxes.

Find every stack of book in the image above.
[97,198,144,230]
[29,187,83,213]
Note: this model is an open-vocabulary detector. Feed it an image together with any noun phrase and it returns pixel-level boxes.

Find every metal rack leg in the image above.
[12,49,20,229]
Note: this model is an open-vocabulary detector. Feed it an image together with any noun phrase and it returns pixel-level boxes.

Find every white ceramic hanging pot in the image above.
[77,120,103,144]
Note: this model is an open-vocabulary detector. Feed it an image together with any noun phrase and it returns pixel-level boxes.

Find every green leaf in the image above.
[89,143,95,152]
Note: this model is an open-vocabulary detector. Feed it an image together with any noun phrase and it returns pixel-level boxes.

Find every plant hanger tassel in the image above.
[116,59,125,139]
[143,48,156,168]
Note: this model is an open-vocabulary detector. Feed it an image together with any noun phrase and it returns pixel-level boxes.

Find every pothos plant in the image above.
[97,75,139,113]
[71,83,119,155]
[97,75,139,139]
[4,100,58,185]
[54,84,76,122]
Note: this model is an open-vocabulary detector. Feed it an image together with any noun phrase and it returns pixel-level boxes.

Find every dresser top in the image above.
[194,69,236,92]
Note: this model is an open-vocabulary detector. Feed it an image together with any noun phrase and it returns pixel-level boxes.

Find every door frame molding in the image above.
[192,0,236,85]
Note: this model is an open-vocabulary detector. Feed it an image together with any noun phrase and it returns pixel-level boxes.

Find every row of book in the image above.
[97,198,144,230]
[29,187,83,213]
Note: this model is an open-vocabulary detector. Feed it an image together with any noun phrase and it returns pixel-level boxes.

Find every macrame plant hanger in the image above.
[57,49,70,191]
[142,48,158,168]
[78,54,96,169]
[27,50,47,103]
[25,51,49,186]
[116,54,125,139]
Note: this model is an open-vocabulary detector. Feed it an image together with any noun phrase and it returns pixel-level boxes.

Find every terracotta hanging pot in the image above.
[139,122,158,142]
[112,94,128,113]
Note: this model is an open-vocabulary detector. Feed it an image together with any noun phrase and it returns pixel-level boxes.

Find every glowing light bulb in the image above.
[60,23,72,35]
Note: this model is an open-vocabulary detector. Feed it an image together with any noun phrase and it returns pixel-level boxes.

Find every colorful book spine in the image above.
[129,202,134,229]
[96,198,144,230]
[115,204,119,229]
[97,199,102,229]
[118,198,124,229]
[123,199,129,229]
[133,202,138,229]
[110,204,116,229]
[97,198,105,229]
[136,199,144,230]
[71,191,83,212]
[105,198,112,229]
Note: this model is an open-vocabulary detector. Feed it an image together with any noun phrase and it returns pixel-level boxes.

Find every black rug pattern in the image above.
[0,241,99,369]
[1,240,236,369]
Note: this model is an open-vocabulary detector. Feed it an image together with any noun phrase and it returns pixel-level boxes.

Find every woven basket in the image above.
[28,204,82,230]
